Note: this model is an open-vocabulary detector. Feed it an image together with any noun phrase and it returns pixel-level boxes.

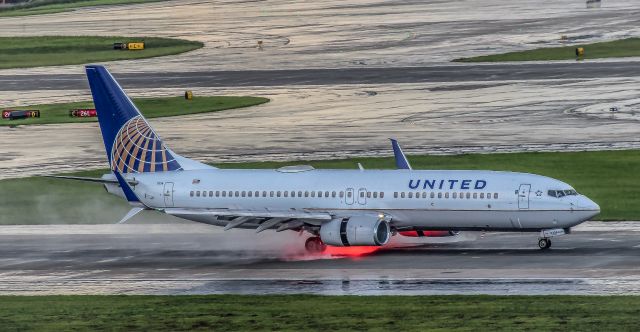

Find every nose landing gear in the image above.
[538,238,551,250]
[305,236,327,254]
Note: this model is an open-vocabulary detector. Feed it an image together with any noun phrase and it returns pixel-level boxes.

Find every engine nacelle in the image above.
[319,216,390,247]
[399,230,459,237]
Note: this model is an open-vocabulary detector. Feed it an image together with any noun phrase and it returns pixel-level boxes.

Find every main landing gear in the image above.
[305,236,327,254]
[538,238,552,250]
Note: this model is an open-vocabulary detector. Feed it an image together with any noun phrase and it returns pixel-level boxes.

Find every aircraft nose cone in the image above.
[579,196,600,217]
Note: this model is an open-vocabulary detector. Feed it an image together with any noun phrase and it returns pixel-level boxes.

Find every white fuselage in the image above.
[118,168,600,232]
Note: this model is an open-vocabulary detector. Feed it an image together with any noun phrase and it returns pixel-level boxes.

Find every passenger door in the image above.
[518,184,531,210]
[163,182,175,207]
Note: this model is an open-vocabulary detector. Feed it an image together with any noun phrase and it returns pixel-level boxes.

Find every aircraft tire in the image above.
[538,238,551,250]
[305,237,326,254]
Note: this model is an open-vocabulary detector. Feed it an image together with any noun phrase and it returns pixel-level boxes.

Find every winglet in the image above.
[390,138,412,170]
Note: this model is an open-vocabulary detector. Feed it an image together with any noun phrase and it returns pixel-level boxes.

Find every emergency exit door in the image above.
[518,184,531,210]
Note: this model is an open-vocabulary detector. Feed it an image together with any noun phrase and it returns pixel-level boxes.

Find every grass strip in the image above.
[454,37,640,62]
[0,96,269,126]
[0,150,638,224]
[0,0,164,17]
[1,295,640,331]
[0,36,202,69]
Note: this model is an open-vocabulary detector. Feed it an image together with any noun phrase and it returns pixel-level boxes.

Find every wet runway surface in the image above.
[1,1,640,179]
[4,62,640,91]
[2,222,640,295]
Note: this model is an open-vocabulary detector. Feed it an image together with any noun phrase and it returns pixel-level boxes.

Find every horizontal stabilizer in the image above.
[117,207,145,224]
[43,175,138,186]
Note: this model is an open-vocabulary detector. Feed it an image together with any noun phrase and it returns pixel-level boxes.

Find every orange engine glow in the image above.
[323,245,381,257]
[400,230,452,237]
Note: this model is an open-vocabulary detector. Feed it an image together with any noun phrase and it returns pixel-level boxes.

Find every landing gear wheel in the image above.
[538,238,551,250]
[305,237,326,254]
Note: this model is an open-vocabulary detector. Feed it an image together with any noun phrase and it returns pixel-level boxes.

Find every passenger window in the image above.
[325,191,330,198]
[340,191,344,198]
[438,192,442,198]
[332,191,337,198]
[255,191,259,197]
[298,191,303,197]
[277,191,281,197]
[190,191,194,197]
[380,192,384,198]
[216,191,220,197]
[486,193,491,199]
[394,192,398,198]
[248,191,252,197]
[466,192,470,199]
[305,191,309,197]
[373,192,378,198]
[347,191,352,198]
[262,191,267,197]
[208,191,212,197]
[222,191,226,197]
[460,192,464,199]
[291,191,295,197]
[242,191,246,197]
[452,192,457,199]
[235,191,240,197]
[430,192,435,199]
[284,191,288,197]
[318,191,322,197]
[270,191,274,197]
[196,191,201,197]
[480,193,484,199]
[445,192,449,198]
[494,193,498,199]
[311,191,316,198]
[401,192,405,198]
[422,192,427,199]
[366,192,371,198]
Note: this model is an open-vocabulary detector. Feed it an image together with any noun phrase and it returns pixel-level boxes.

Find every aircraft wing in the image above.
[164,208,333,232]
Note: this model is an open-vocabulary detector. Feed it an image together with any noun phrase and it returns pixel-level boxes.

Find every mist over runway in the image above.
[1,222,639,295]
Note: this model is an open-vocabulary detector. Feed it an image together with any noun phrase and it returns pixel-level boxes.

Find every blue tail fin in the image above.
[85,65,182,174]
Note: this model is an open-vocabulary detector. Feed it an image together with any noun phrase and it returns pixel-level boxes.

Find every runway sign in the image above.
[69,109,97,117]
[2,110,40,120]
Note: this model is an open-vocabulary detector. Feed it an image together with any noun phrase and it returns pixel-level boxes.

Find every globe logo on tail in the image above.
[110,116,182,173]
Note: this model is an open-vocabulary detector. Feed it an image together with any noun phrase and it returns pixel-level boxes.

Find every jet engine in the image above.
[319,216,390,247]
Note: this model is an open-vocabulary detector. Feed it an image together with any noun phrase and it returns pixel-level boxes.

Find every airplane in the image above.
[50,65,601,252]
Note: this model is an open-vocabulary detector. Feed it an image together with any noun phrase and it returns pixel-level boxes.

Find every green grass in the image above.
[1,295,640,331]
[1,150,639,224]
[0,36,203,69]
[0,0,164,17]
[454,37,640,62]
[0,96,269,126]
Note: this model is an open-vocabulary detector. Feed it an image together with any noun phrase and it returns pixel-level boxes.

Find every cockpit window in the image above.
[548,189,578,198]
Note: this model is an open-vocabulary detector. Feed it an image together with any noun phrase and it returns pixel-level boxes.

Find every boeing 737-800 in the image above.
[52,65,600,252]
